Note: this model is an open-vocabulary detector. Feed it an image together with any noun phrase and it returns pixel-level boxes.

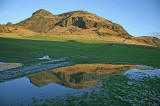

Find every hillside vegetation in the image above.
[0,9,160,47]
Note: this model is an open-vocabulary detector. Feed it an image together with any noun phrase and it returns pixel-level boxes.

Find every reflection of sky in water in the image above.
[0,77,88,106]
[0,64,148,105]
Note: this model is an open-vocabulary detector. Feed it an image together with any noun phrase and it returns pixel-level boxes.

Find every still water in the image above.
[0,64,147,105]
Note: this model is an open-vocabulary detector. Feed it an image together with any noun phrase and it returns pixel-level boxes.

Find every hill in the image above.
[17,9,130,37]
[0,9,159,47]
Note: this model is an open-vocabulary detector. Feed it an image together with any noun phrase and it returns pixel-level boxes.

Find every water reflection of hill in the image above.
[28,64,147,89]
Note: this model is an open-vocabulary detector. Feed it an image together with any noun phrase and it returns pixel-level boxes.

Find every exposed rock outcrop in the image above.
[17,9,130,38]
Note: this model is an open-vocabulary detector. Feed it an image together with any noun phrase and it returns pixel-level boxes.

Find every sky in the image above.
[0,0,160,37]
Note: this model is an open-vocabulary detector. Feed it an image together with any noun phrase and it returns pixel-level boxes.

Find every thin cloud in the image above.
[148,32,160,38]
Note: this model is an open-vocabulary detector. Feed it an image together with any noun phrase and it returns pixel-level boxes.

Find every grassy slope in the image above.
[0,34,160,67]
[0,35,160,105]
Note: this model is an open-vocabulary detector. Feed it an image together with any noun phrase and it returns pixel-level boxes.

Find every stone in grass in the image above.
[38,55,51,60]
[124,69,160,80]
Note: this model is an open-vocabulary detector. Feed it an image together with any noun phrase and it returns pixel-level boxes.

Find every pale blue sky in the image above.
[0,0,160,37]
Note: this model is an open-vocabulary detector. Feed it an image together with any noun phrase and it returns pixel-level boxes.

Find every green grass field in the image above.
[0,35,160,105]
[0,35,160,67]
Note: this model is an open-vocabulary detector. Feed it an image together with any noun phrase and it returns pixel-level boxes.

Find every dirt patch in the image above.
[0,60,73,82]
[0,62,22,71]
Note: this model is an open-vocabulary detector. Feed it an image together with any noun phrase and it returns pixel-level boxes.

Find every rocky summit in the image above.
[17,9,130,38]
[0,9,160,47]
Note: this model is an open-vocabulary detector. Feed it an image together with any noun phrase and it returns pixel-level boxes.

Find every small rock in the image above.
[38,55,51,60]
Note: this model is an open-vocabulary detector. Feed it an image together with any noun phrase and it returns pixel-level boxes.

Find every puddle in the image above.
[29,64,148,89]
[0,64,149,105]
[0,62,22,71]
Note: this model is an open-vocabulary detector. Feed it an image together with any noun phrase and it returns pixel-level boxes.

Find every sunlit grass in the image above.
[0,35,160,67]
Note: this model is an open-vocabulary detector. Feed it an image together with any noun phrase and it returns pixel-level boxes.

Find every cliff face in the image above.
[17,9,131,38]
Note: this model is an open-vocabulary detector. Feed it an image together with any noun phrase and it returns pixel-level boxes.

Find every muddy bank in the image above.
[0,61,74,82]
[0,62,22,71]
